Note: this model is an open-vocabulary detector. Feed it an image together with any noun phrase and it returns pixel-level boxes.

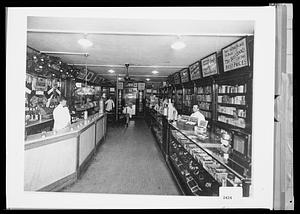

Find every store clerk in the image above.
[190,104,206,126]
[53,96,71,131]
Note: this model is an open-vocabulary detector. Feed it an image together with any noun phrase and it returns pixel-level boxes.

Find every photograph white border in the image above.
[6,7,275,209]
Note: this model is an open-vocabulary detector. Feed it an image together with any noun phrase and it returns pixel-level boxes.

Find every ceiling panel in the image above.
[27,16,254,82]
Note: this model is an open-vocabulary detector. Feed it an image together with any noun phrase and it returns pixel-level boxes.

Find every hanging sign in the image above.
[222,37,249,72]
[201,52,218,78]
[138,82,145,90]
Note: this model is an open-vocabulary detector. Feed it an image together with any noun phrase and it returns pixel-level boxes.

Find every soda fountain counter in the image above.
[24,113,107,191]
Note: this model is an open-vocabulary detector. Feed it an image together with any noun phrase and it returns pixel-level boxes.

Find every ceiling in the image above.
[27,16,254,83]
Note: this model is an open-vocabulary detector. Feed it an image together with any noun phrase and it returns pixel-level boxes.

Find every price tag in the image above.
[219,186,242,200]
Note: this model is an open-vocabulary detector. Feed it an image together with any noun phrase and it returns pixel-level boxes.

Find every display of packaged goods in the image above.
[196,94,212,102]
[197,86,212,94]
[218,84,247,94]
[218,115,246,128]
[218,95,246,105]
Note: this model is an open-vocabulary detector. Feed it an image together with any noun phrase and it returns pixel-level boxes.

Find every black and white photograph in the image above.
[6,6,293,210]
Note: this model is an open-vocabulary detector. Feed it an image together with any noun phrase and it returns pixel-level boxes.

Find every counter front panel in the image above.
[24,113,107,191]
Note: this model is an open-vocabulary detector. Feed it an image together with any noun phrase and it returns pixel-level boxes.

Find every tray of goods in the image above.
[184,121,197,131]
[215,172,228,183]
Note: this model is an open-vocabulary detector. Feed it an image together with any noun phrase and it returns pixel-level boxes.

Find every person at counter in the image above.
[190,104,206,126]
[53,96,71,131]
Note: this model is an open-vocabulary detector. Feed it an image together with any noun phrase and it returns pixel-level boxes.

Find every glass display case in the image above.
[167,122,251,197]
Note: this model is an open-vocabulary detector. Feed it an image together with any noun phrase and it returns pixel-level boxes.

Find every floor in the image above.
[61,118,181,195]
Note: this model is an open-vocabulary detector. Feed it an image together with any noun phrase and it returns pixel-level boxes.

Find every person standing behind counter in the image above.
[190,104,206,126]
[53,96,71,131]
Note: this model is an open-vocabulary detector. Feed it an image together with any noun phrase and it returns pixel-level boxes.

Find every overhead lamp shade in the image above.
[171,41,186,50]
[108,69,115,73]
[146,78,150,81]
[78,38,93,48]
[152,70,159,74]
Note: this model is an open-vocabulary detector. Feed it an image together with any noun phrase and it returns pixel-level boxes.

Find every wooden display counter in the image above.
[24,113,107,191]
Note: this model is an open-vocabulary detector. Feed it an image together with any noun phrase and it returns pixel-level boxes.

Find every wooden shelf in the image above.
[217,102,247,108]
[217,111,246,119]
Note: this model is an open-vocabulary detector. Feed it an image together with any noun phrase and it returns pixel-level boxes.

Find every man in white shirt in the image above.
[105,97,115,112]
[190,104,206,126]
[53,96,71,131]
[123,103,133,127]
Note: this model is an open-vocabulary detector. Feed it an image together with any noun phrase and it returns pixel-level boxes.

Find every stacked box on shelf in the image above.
[216,83,248,129]
[183,88,193,114]
[195,85,212,120]
[176,89,183,111]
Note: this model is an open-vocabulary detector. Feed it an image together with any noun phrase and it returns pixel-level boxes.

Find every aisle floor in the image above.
[61,118,181,195]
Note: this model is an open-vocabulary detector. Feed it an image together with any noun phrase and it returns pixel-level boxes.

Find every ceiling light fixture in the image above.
[108,69,115,73]
[152,70,159,74]
[171,35,186,50]
[118,77,122,80]
[146,78,150,81]
[78,34,93,48]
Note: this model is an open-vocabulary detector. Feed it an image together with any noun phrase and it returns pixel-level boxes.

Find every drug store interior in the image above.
[14,6,292,210]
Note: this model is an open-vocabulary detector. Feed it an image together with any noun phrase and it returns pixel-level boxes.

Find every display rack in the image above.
[175,87,183,114]
[215,74,252,133]
[183,87,194,115]
[195,84,213,120]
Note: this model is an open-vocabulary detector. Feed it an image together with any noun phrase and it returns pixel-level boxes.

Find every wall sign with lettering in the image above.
[189,61,201,80]
[173,72,181,85]
[222,37,250,72]
[180,68,190,83]
[138,82,145,90]
[200,52,219,78]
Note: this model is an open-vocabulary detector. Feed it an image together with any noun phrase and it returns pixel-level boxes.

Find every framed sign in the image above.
[200,52,219,78]
[86,71,94,81]
[173,72,181,85]
[146,89,152,93]
[189,61,201,80]
[222,37,250,72]
[138,82,145,90]
[76,70,87,80]
[180,68,190,83]
[92,75,100,84]
[109,87,115,92]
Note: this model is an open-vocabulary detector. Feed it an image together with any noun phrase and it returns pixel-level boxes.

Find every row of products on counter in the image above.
[218,95,246,105]
[25,106,43,122]
[218,115,246,128]
[218,84,247,94]
[218,106,247,118]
